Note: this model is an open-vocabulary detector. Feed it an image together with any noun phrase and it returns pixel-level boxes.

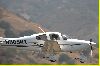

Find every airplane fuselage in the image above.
[0,32,96,52]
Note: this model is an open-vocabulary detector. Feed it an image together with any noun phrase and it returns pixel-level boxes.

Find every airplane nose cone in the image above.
[91,42,96,45]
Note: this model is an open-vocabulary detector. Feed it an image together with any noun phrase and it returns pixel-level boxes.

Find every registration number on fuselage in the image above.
[5,40,27,44]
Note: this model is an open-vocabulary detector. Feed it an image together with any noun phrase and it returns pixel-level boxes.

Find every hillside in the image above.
[0,7,98,64]
[0,0,97,39]
[0,7,48,38]
[0,7,53,64]
[0,0,98,64]
[0,0,97,46]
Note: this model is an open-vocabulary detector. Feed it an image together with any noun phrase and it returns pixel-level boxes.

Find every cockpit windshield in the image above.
[62,34,71,40]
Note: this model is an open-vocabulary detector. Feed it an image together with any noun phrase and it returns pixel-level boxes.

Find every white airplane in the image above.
[0,27,96,62]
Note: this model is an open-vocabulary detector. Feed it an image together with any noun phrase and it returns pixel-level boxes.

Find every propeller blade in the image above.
[90,39,92,42]
[89,38,93,57]
[90,50,93,57]
[90,45,93,50]
[90,46,93,57]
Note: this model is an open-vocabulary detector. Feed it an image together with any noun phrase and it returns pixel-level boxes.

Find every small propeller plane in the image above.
[0,27,96,62]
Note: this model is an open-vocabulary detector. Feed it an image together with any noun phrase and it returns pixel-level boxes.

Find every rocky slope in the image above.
[0,6,98,64]
[0,7,51,64]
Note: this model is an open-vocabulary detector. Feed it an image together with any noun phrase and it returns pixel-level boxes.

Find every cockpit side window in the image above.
[62,35,67,40]
[36,36,41,40]
[36,34,47,40]
[49,34,60,40]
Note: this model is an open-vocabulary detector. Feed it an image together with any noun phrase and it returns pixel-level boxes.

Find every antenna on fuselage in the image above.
[38,27,45,33]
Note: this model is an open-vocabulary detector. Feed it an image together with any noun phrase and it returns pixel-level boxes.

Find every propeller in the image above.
[89,39,93,57]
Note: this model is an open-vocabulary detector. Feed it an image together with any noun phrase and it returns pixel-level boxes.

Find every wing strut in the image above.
[38,27,45,33]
